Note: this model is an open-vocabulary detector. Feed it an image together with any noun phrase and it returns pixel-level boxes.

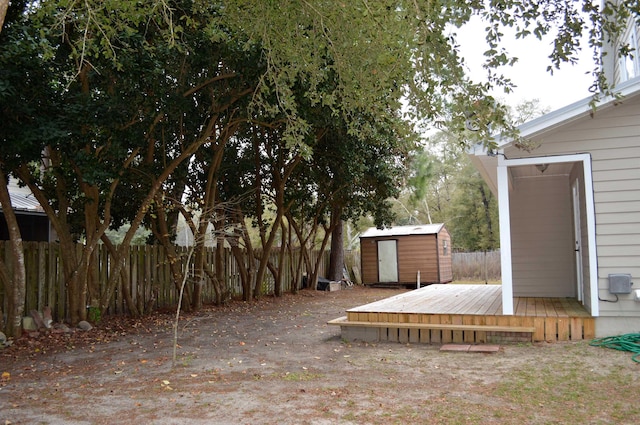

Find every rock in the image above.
[22,316,37,331]
[77,321,93,331]
[54,323,71,333]
[0,331,6,345]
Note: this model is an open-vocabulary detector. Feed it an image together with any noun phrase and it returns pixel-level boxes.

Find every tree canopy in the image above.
[8,1,631,148]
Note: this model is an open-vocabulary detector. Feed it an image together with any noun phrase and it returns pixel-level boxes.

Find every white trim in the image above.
[496,153,599,317]
[510,78,640,143]
[497,160,513,315]
[582,155,599,317]
[465,78,640,160]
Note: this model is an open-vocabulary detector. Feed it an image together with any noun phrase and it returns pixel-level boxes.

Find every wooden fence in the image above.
[452,250,501,282]
[0,241,493,324]
[0,241,350,323]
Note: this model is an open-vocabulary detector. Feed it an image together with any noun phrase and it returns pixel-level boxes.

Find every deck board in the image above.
[348,284,589,318]
[348,285,503,315]
[341,284,593,343]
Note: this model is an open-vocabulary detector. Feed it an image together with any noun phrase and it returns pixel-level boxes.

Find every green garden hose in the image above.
[590,333,640,363]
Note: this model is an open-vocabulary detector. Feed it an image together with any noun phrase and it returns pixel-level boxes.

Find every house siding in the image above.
[505,94,640,318]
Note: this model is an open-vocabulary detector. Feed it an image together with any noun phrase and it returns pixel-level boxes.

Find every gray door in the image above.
[377,240,398,282]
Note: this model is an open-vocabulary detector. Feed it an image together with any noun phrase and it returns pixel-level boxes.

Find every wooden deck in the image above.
[329,285,594,344]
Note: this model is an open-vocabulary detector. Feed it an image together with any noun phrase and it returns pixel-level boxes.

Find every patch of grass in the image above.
[494,360,640,423]
[178,354,195,367]
[341,412,358,421]
[282,371,324,381]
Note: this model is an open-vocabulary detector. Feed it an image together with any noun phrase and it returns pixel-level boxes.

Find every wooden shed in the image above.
[359,224,452,286]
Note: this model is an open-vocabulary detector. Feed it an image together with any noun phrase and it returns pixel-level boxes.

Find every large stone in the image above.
[77,321,93,331]
[54,323,71,333]
[22,316,37,331]
[328,282,341,291]
[0,331,6,345]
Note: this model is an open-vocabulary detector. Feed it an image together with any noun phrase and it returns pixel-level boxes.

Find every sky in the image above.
[456,18,596,112]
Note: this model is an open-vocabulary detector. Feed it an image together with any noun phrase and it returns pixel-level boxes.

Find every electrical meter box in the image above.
[608,273,633,294]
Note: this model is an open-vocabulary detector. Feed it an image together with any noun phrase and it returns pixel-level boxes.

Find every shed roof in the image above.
[360,223,445,238]
[1,178,45,214]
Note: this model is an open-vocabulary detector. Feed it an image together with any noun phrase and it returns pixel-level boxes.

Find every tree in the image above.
[311,120,411,282]
[449,164,500,252]
[0,1,255,321]
[0,173,25,338]
[33,1,629,152]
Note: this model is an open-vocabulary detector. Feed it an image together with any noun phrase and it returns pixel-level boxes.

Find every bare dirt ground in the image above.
[2,286,640,425]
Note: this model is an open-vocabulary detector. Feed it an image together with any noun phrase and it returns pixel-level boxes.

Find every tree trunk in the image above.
[328,210,344,282]
[148,194,192,312]
[230,242,251,300]
[100,235,140,317]
[215,245,228,304]
[209,211,229,305]
[308,224,333,289]
[228,209,256,301]
[0,173,25,337]
[285,220,300,293]
[15,160,92,325]
[287,212,321,290]
[479,184,495,248]
[192,243,205,310]
[273,220,288,297]
[253,211,283,298]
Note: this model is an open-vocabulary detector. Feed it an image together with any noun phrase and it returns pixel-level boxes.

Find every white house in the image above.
[468,9,640,337]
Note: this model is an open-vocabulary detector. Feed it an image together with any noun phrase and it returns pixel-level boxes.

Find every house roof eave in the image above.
[499,76,640,148]
[467,77,640,193]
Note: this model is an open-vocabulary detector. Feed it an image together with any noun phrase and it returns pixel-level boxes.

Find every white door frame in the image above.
[497,153,599,316]
[572,178,584,303]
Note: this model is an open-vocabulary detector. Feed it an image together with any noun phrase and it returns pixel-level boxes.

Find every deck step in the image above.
[328,316,535,334]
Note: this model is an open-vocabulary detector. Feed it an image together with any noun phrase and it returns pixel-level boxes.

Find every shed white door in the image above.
[377,240,398,282]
